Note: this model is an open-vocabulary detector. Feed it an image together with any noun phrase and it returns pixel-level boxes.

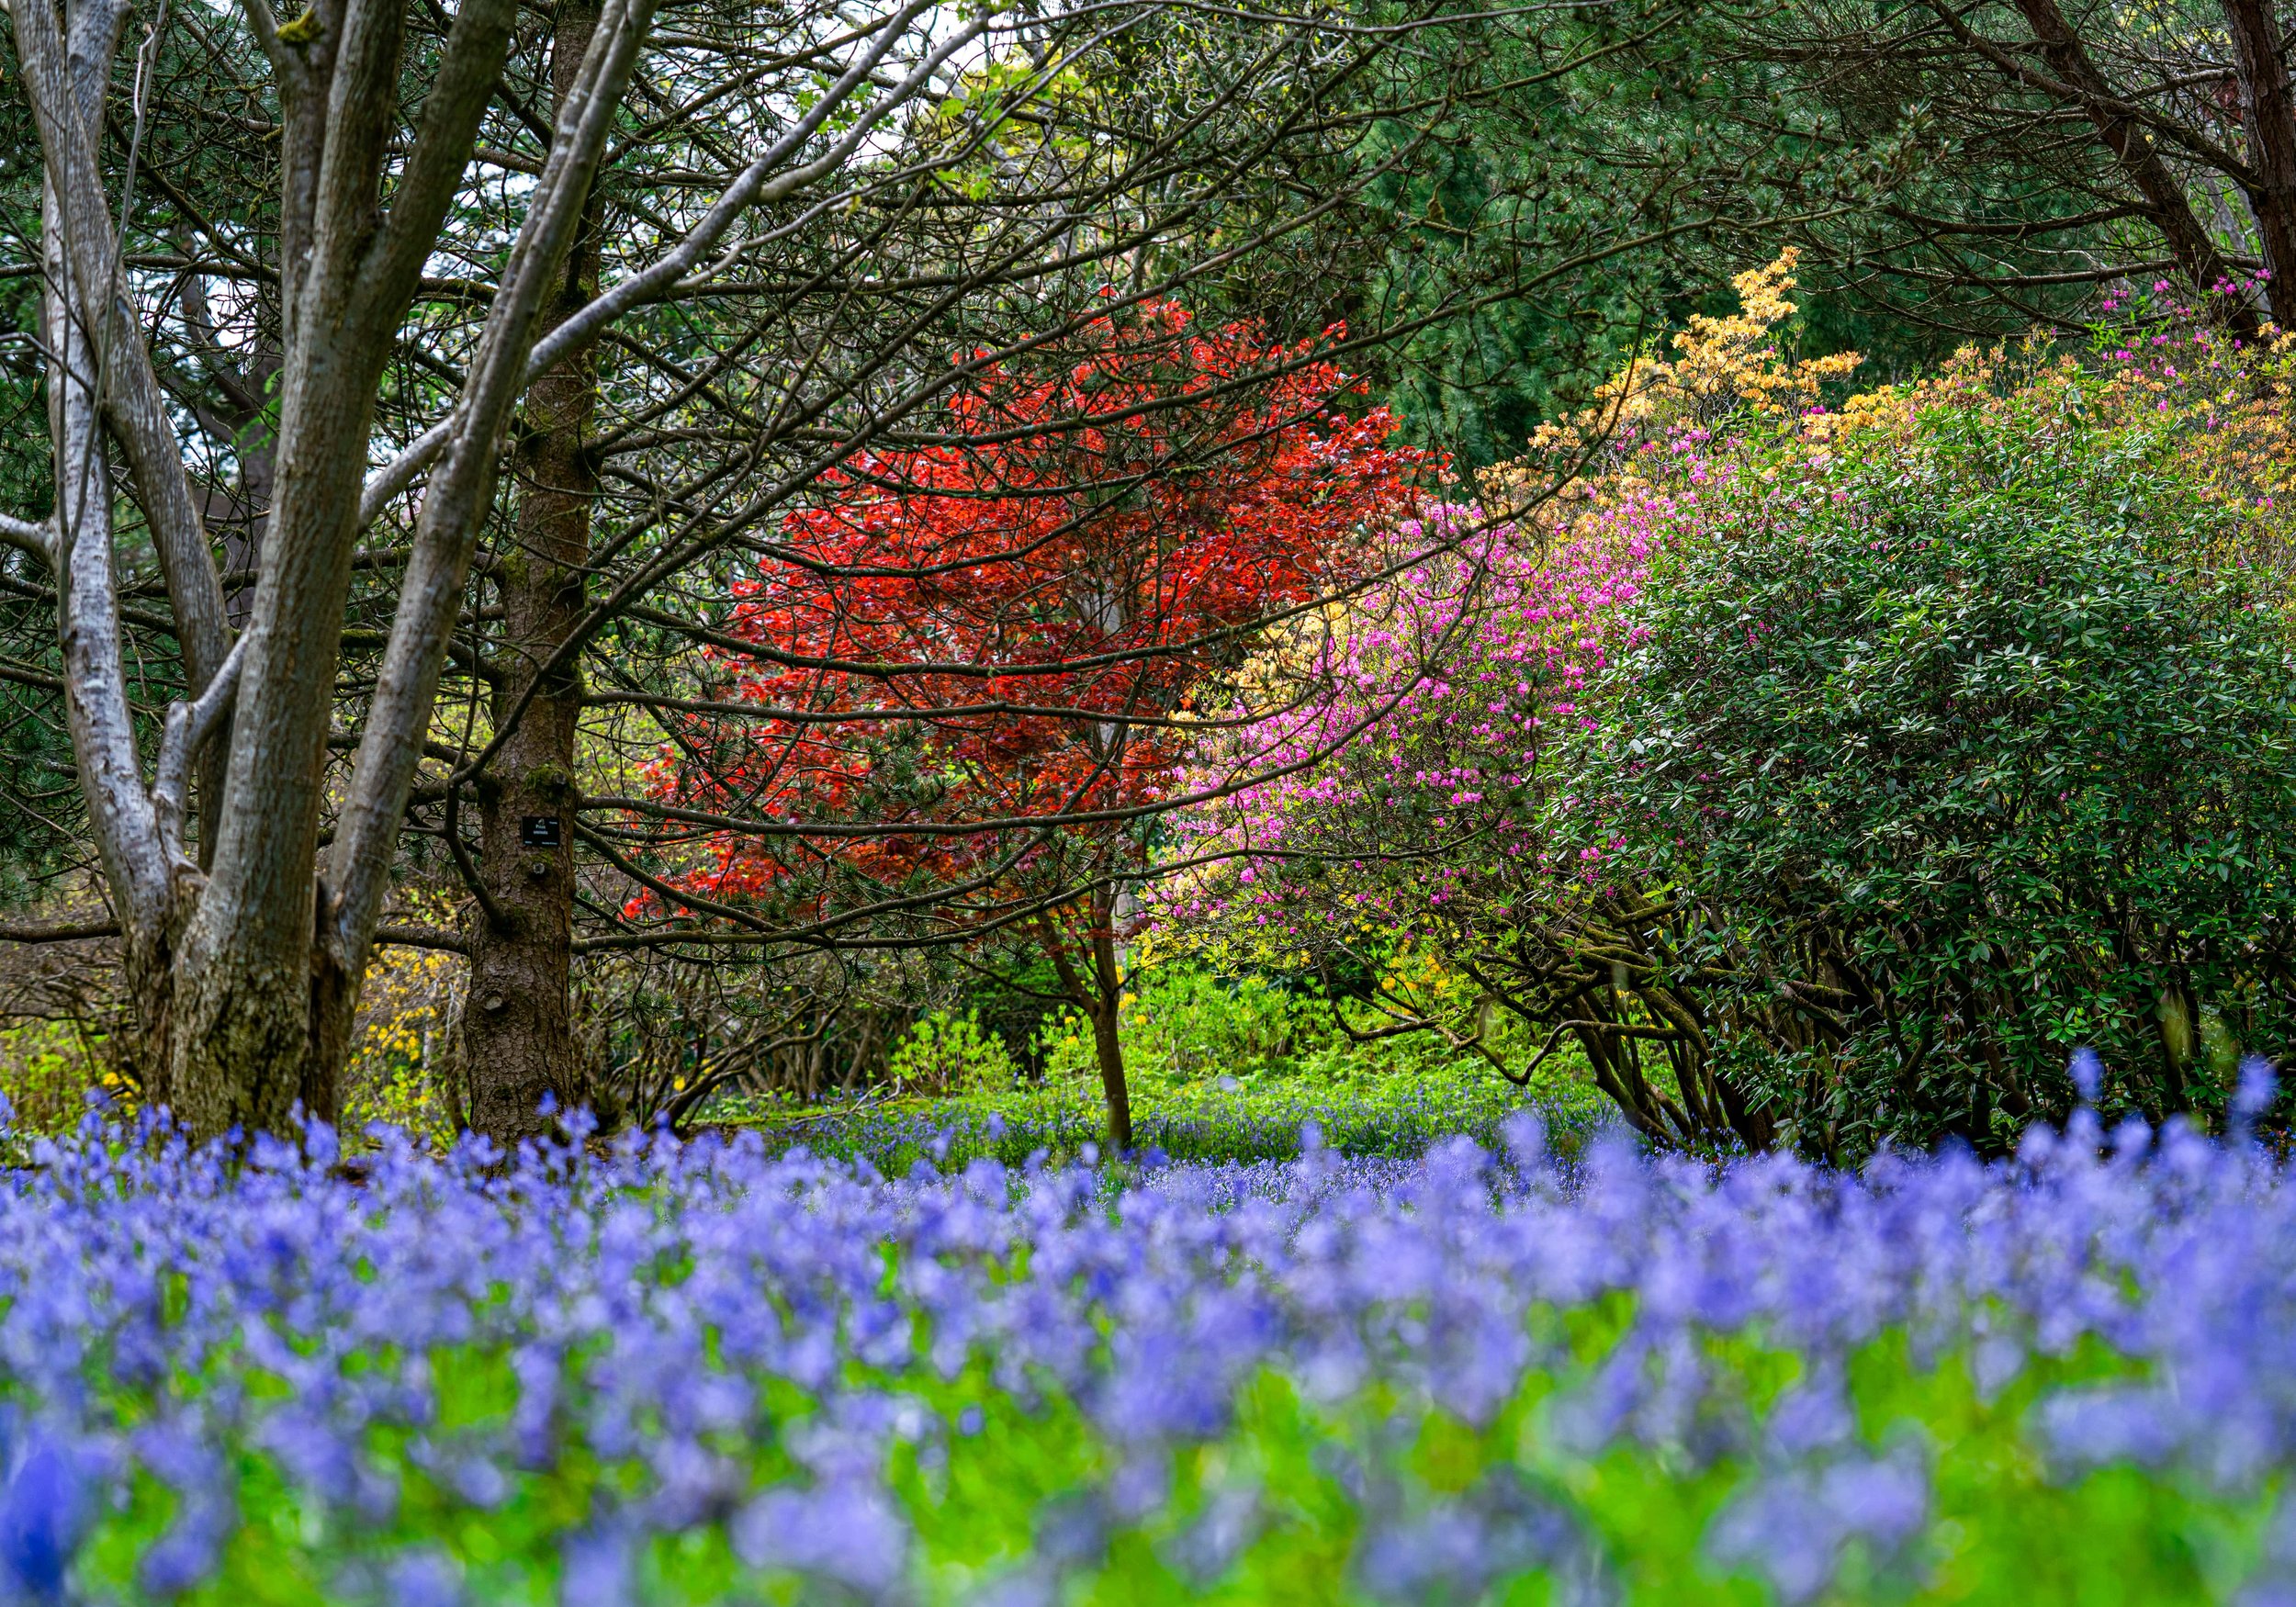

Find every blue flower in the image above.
[0,1434,85,1601]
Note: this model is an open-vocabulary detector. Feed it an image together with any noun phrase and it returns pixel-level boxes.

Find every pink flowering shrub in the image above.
[1161,315,2296,1158]
[1145,489,1687,1110]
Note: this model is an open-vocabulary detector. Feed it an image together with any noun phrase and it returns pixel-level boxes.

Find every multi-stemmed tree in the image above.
[9,0,684,1135]
[2,0,1271,1136]
[2,0,1804,1141]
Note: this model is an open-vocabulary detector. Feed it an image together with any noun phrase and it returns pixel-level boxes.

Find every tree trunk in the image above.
[1038,887,1132,1150]
[2156,979,2196,1112]
[11,0,651,1145]
[161,0,527,1138]
[165,300,405,1136]
[2222,0,2296,330]
[463,0,604,1142]
[2012,0,2265,339]
[1086,997,1132,1152]
[1086,884,1132,1151]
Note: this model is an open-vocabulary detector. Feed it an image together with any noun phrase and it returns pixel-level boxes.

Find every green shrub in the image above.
[0,1019,119,1135]
[889,1009,1018,1095]
[1026,959,1596,1109]
[1035,968,1325,1088]
[1593,367,2296,1153]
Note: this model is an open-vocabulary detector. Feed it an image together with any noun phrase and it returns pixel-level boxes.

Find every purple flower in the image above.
[2071,1048,2103,1105]
[560,1523,636,1607]
[2237,1056,2280,1131]
[385,1548,464,1607]
[0,1433,87,1601]
[731,1478,910,1594]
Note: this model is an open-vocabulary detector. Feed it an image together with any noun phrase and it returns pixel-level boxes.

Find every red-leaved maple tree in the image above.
[639,299,1432,1142]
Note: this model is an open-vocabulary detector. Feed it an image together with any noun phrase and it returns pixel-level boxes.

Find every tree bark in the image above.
[1039,886,1132,1150]
[165,0,527,1137]
[2010,0,2265,338]
[1087,884,1134,1151]
[2222,0,2296,330]
[464,0,604,1142]
[168,209,413,1130]
[22,0,182,1090]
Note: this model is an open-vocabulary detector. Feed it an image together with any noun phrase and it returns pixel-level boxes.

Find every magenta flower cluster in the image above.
[1154,495,1665,947]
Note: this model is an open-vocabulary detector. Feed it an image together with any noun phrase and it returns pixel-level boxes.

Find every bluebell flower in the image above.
[559,1523,636,1607]
[2238,1055,2281,1134]
[731,1477,910,1595]
[384,1547,463,1607]
[0,1433,85,1601]
[137,1498,229,1600]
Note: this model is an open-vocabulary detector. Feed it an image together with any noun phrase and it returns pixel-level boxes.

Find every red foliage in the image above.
[639,299,1433,914]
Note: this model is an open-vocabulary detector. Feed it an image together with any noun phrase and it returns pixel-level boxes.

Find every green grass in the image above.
[708,1056,1602,1172]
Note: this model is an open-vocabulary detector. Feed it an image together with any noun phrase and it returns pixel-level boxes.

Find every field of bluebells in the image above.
[0,1057,2288,1604]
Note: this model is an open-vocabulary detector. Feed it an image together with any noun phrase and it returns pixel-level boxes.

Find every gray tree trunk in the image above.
[465,0,604,1141]
[5,0,1070,1143]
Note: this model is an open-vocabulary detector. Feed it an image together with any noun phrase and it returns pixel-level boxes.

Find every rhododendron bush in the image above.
[1148,489,1694,1128]
[1578,348,2296,1155]
[1161,267,2296,1157]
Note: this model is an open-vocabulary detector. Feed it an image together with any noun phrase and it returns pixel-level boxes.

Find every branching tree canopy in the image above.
[1728,0,2296,339]
[630,299,1432,1145]
[1,0,1777,1141]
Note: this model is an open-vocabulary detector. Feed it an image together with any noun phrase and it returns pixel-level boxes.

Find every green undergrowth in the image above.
[708,961,1609,1170]
[710,1057,1602,1172]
